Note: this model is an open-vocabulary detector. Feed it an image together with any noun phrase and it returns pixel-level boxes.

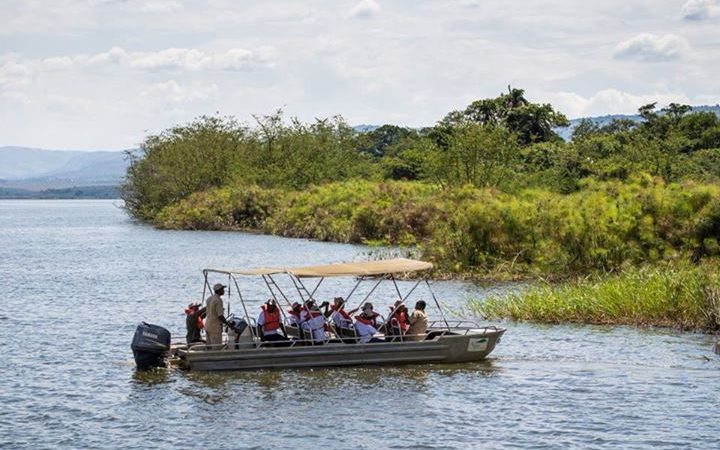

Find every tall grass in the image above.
[470,262,720,331]
[154,177,720,278]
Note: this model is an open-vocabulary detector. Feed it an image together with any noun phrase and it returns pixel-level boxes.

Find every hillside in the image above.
[0,147,129,190]
[555,105,720,140]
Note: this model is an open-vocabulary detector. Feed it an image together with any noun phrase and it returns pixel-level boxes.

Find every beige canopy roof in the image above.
[222,258,433,278]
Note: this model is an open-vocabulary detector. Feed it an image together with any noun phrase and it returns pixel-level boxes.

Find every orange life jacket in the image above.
[185,306,204,329]
[354,312,379,327]
[261,306,281,332]
[331,305,351,320]
[395,311,408,331]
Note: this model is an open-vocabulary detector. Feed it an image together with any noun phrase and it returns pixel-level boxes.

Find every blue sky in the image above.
[1,0,719,150]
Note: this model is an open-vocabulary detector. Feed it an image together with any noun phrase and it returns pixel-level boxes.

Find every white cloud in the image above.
[139,1,184,14]
[29,47,272,73]
[141,80,219,104]
[0,0,719,149]
[348,0,380,19]
[613,33,689,61]
[681,0,720,20]
[548,89,692,118]
[0,60,31,91]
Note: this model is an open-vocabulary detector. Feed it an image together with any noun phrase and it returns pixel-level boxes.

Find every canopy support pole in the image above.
[426,279,450,330]
[261,275,289,324]
[344,276,364,303]
[266,275,293,306]
[309,277,324,298]
[390,275,403,301]
[385,279,423,324]
[354,277,384,312]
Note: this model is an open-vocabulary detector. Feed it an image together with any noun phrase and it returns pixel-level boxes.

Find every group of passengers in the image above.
[256,295,429,345]
[185,282,429,347]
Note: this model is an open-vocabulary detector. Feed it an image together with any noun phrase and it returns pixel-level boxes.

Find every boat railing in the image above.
[184,325,502,352]
[427,320,504,336]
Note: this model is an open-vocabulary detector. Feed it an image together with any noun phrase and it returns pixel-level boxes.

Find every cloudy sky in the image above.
[1,0,719,150]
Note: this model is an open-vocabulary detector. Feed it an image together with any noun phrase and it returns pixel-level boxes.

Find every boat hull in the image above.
[174,328,505,371]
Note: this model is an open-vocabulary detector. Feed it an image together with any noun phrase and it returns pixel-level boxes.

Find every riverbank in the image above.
[153,178,720,280]
[469,262,720,332]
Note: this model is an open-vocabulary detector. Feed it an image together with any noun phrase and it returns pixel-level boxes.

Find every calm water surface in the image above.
[0,200,718,449]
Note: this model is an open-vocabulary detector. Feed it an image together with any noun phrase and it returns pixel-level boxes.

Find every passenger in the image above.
[287,302,302,327]
[184,302,206,344]
[257,299,290,345]
[386,301,409,341]
[326,297,353,329]
[405,300,429,341]
[300,300,327,345]
[354,303,383,343]
[204,283,229,347]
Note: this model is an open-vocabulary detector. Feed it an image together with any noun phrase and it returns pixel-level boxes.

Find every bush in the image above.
[469,262,720,331]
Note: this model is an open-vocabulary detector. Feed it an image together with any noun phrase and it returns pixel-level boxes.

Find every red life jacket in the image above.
[197,315,205,330]
[354,312,379,327]
[185,306,204,329]
[395,311,408,331]
[304,309,323,319]
[261,306,281,332]
[331,305,351,320]
[288,309,301,320]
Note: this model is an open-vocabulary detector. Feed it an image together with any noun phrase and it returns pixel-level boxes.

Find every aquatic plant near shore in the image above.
[469,263,720,331]
[154,178,720,278]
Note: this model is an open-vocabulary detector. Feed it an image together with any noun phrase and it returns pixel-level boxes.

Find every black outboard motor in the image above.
[226,317,249,350]
[131,322,171,370]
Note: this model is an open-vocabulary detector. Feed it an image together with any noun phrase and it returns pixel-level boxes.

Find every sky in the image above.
[1,0,719,150]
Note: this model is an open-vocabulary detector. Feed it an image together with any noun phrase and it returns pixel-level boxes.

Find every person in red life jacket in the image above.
[185,302,206,344]
[325,297,356,329]
[385,301,409,342]
[257,299,290,346]
[300,299,328,344]
[287,302,302,327]
[354,302,383,343]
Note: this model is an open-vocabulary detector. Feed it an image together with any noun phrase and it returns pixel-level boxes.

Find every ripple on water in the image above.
[1,200,719,450]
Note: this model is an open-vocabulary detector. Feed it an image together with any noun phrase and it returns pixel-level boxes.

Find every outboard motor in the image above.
[131,322,171,370]
[226,317,251,350]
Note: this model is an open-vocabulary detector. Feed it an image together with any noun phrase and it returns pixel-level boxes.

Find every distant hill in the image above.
[0,147,130,191]
[0,185,119,199]
[555,105,720,140]
[353,105,720,141]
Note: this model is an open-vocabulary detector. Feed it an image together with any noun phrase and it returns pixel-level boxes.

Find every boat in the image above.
[133,258,506,371]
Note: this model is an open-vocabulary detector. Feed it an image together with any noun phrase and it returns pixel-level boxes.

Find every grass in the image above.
[469,262,720,332]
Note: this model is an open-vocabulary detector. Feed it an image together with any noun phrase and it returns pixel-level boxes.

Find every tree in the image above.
[430,124,520,188]
[358,124,416,157]
[436,87,569,146]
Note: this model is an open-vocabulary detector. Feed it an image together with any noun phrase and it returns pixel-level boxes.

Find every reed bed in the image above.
[470,263,720,331]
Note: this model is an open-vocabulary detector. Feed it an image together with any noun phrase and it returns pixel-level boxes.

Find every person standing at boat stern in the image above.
[185,303,206,344]
[205,283,228,347]
[405,300,428,341]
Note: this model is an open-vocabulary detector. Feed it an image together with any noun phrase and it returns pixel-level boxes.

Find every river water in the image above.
[0,200,718,449]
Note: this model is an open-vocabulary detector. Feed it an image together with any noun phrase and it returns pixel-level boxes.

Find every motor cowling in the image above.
[131,322,171,370]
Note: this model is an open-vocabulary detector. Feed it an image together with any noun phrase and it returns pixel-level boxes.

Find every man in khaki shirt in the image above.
[405,300,428,341]
[205,283,228,347]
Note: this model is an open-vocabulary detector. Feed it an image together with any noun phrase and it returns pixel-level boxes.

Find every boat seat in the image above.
[337,325,358,344]
[285,324,300,338]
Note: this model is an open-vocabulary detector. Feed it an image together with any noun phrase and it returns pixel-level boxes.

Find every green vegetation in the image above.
[122,87,720,280]
[155,177,720,278]
[469,262,720,332]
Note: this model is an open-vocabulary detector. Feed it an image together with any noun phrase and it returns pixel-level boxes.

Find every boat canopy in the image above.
[216,258,433,278]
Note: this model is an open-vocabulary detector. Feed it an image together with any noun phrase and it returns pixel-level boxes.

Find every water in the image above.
[0,200,718,449]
